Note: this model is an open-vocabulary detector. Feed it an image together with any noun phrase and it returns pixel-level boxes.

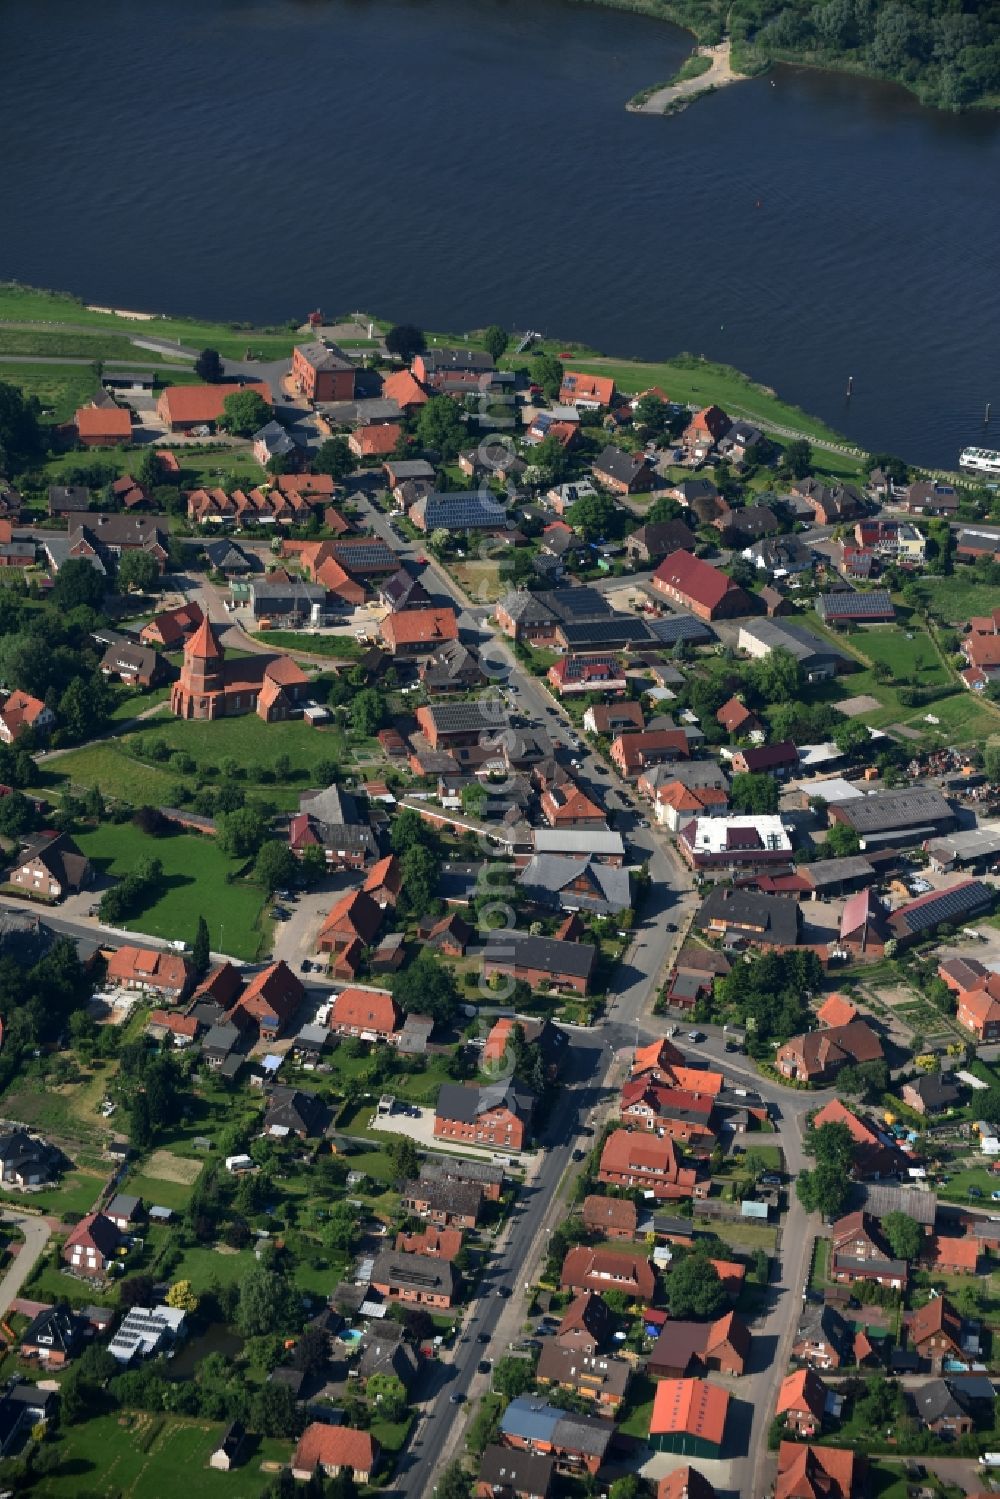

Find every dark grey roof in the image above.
[436,1079,535,1125]
[499,590,559,624]
[328,538,398,574]
[518,856,631,916]
[545,586,612,624]
[203,538,255,572]
[913,1378,971,1425]
[370,1250,460,1299]
[204,1021,240,1056]
[403,1176,483,1218]
[740,618,848,663]
[296,340,354,372]
[593,445,651,486]
[696,886,801,946]
[835,787,954,836]
[905,1072,962,1108]
[420,348,494,373]
[252,420,297,456]
[411,492,510,532]
[386,459,436,481]
[558,618,655,649]
[891,880,992,937]
[478,1444,555,1494]
[419,1156,505,1189]
[264,1085,329,1137]
[420,700,510,735]
[251,577,326,604]
[856,1183,937,1226]
[818,588,894,619]
[484,929,598,981]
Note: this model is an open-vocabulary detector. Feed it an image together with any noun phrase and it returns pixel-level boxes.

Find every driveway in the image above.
[270,879,356,970]
[0,1212,53,1319]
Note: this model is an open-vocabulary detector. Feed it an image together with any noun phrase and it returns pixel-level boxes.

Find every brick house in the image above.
[618,1080,715,1146]
[610,729,691,778]
[558,372,615,409]
[291,1425,379,1484]
[369,1249,459,1308]
[776,1368,828,1437]
[381,606,458,655]
[395,1225,463,1261]
[535,1342,631,1411]
[792,1302,850,1371]
[651,550,753,622]
[647,1311,750,1379]
[290,342,355,402]
[556,1292,612,1356]
[539,780,608,831]
[0,689,55,746]
[400,1177,483,1229]
[560,1246,656,1302]
[597,1130,701,1200]
[229,960,304,1039]
[8,832,89,901]
[482,931,597,997]
[957,982,1000,1042]
[434,1080,534,1152]
[327,986,402,1043]
[476,1447,554,1499]
[775,1443,861,1499]
[829,1211,907,1290]
[156,382,271,432]
[499,1397,614,1476]
[591,445,654,495]
[581,1196,638,1239]
[75,403,132,447]
[62,1212,122,1278]
[906,1297,966,1373]
[775,1020,883,1084]
[106,946,192,1002]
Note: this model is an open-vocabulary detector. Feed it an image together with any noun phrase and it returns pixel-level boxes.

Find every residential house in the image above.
[901,1073,963,1115]
[775,1368,828,1438]
[899,479,958,515]
[556,1292,612,1356]
[560,1246,656,1302]
[717,696,763,739]
[400,1177,483,1229]
[558,371,615,409]
[610,728,690,778]
[539,780,609,832]
[0,689,55,745]
[647,1311,750,1379]
[294,784,378,869]
[694,886,801,950]
[681,405,732,458]
[291,1425,379,1484]
[535,1343,631,1411]
[921,1235,980,1277]
[499,1397,614,1475]
[476,1445,554,1499]
[482,931,597,997]
[652,550,753,622]
[517,855,630,916]
[434,1080,534,1152]
[140,601,204,649]
[328,986,402,1043]
[906,1296,967,1373]
[8,832,90,901]
[912,1379,975,1437]
[775,1444,861,1499]
[597,1130,700,1200]
[729,741,799,777]
[792,1302,850,1371]
[412,347,497,393]
[74,402,132,447]
[395,1225,463,1261]
[100,639,168,688]
[618,1080,715,1145]
[105,1193,143,1232]
[591,445,654,495]
[829,1211,907,1290]
[583,701,645,736]
[229,961,304,1039]
[775,1020,883,1084]
[790,478,864,524]
[420,639,485,694]
[409,491,509,535]
[316,890,384,974]
[648,1379,730,1459]
[677,815,792,877]
[625,520,698,566]
[106,946,192,1002]
[381,606,459,655]
[657,1469,717,1499]
[20,1305,84,1367]
[581,1196,638,1240]
[263,1086,330,1139]
[62,1211,122,1278]
[369,1249,460,1308]
[156,382,271,432]
[547,654,626,697]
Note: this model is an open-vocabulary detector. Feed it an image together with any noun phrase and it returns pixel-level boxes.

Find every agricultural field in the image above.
[0,360,102,422]
[907,571,1000,625]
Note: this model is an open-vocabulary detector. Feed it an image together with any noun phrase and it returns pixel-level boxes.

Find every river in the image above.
[3,0,999,467]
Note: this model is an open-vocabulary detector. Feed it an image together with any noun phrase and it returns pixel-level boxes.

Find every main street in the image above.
[341,496,828,1499]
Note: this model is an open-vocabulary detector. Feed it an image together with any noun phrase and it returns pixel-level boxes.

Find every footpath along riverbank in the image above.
[628,37,748,115]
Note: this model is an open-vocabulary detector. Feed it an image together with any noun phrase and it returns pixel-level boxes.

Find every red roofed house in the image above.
[291,1424,379,1484]
[395,1224,463,1261]
[349,422,403,459]
[191,961,244,1011]
[775,1368,828,1438]
[618,1080,715,1145]
[598,1130,702,1200]
[921,1235,980,1276]
[156,382,272,432]
[775,1443,862,1499]
[539,780,608,832]
[652,551,753,622]
[140,600,204,649]
[75,403,133,447]
[957,981,1000,1042]
[317,890,383,960]
[328,986,402,1043]
[230,961,304,1038]
[558,371,616,409]
[648,1311,750,1379]
[63,1211,122,1278]
[838,890,890,958]
[776,1020,883,1084]
[658,1469,717,1499]
[363,853,403,908]
[816,992,859,1029]
[708,1260,747,1300]
[811,1097,879,1148]
[0,689,55,745]
[148,1009,199,1047]
[560,1245,656,1302]
[681,405,732,459]
[830,1211,906,1290]
[631,1037,685,1081]
[907,1296,966,1372]
[649,1378,730,1458]
[610,729,691,778]
[581,1195,638,1240]
[382,369,429,412]
[716,696,763,738]
[381,607,458,655]
[106,945,192,1002]
[547,655,626,697]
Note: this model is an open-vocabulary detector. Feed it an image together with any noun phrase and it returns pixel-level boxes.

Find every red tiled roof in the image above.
[159,382,271,424]
[106,945,190,992]
[817,993,859,1028]
[652,550,738,611]
[811,1096,878,1146]
[191,962,243,1009]
[776,1368,827,1420]
[76,405,132,439]
[319,889,383,944]
[775,1442,858,1499]
[292,1423,378,1477]
[381,607,458,650]
[329,986,401,1037]
[650,1379,729,1444]
[233,960,303,1030]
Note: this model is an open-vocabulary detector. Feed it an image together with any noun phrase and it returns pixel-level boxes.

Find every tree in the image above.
[219,389,272,437]
[166,1279,199,1313]
[237,1263,297,1338]
[530,353,564,401]
[217,806,267,858]
[635,394,669,441]
[390,807,440,856]
[350,687,388,736]
[482,325,509,362]
[868,452,908,486]
[881,1211,923,1261]
[192,915,211,976]
[385,324,426,364]
[729,772,779,814]
[751,646,803,704]
[313,436,356,481]
[400,842,440,914]
[668,1256,726,1320]
[808,1121,856,1172]
[782,438,813,479]
[416,396,465,460]
[796,1161,850,1220]
[392,952,458,1028]
[0,379,44,472]
[117,550,160,594]
[437,1461,472,1499]
[0,790,39,839]
[824,822,861,858]
[492,1354,537,1399]
[609,1478,644,1499]
[531,433,569,486]
[51,559,106,611]
[293,1324,331,1375]
[194,348,225,383]
[387,1135,420,1181]
[254,840,296,894]
[461,782,488,818]
[568,489,623,543]
[252,1380,300,1437]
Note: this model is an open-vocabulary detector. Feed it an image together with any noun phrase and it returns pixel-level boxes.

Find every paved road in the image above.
[0,1212,52,1319]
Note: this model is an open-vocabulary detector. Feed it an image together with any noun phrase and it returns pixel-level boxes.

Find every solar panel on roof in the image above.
[558,619,654,647]
[818,589,894,618]
[646,614,715,644]
[901,881,991,933]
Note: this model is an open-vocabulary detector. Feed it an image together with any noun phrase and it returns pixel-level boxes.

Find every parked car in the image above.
[969,1186,984,1199]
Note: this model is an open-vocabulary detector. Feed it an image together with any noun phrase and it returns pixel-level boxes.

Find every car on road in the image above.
[687,1031,705,1042]
[478,1359,491,1373]
[449,1392,465,1404]
[572,1148,585,1162]
[477,1333,490,1343]
[272,907,290,921]
[300,959,312,972]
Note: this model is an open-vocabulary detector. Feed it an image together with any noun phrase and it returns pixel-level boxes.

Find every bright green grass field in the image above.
[0,361,101,422]
[908,572,1000,625]
[74,821,267,959]
[32,1411,292,1499]
[41,445,268,488]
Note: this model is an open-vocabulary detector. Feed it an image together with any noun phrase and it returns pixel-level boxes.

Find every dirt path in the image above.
[0,1212,52,1318]
[628,38,746,116]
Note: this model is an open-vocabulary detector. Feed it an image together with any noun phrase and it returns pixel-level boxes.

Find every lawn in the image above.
[255,630,366,661]
[122,1170,196,1213]
[172,1244,259,1291]
[33,1410,293,1499]
[0,1166,104,1220]
[41,444,268,489]
[809,1237,829,1290]
[704,1219,779,1252]
[0,361,101,422]
[75,821,268,960]
[0,280,300,361]
[936,1163,1000,1204]
[0,327,175,362]
[856,626,950,687]
[618,1371,656,1438]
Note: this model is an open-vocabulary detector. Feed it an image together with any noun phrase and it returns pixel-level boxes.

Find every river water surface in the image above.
[3,0,999,466]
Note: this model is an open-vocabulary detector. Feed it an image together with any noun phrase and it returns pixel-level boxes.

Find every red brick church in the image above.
[170,616,309,722]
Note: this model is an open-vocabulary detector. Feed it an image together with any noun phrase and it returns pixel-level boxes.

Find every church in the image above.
[170,616,309,722]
